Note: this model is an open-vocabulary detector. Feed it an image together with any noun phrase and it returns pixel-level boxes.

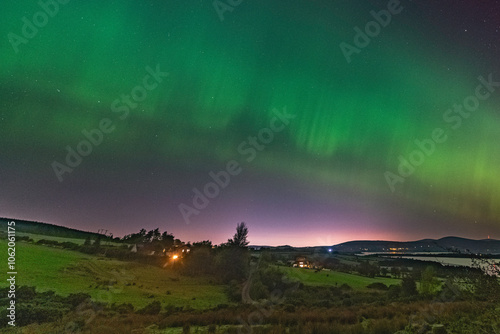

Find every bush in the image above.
[432,324,448,334]
[65,293,91,309]
[250,279,269,300]
[2,305,63,327]
[387,285,401,299]
[401,277,418,297]
[16,286,36,301]
[111,303,134,314]
[137,301,161,315]
[60,241,79,250]
[226,280,242,302]
[367,283,388,290]
[36,239,63,247]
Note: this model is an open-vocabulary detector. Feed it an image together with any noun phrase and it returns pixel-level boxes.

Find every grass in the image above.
[280,266,401,290]
[17,231,123,246]
[0,239,228,309]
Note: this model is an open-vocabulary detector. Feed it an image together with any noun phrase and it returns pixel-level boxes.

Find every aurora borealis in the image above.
[1,0,499,246]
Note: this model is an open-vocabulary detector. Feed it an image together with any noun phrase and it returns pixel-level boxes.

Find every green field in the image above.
[281,266,401,290]
[16,232,123,247]
[0,240,228,309]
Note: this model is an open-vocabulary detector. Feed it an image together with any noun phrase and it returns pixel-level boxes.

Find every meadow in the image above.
[1,231,499,333]
[0,239,228,309]
[281,266,401,290]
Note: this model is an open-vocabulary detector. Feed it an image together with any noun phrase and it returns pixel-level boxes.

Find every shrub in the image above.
[65,293,91,309]
[137,301,161,315]
[36,239,60,246]
[250,279,269,300]
[283,304,296,312]
[401,277,418,297]
[387,285,401,299]
[226,280,242,302]
[16,286,36,301]
[9,305,63,327]
[367,283,388,290]
[111,303,134,314]
[432,324,448,334]
[60,241,79,250]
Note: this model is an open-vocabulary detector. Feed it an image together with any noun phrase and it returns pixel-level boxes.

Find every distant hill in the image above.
[3,218,499,254]
[0,217,105,240]
[332,236,500,254]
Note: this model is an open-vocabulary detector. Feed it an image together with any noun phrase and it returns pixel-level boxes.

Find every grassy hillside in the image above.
[0,239,228,309]
[0,218,105,241]
[16,232,123,247]
[281,266,401,290]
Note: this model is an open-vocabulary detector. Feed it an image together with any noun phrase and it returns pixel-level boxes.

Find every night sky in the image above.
[1,1,499,246]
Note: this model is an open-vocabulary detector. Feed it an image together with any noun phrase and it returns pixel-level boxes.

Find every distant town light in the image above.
[328,249,332,252]
[172,255,178,259]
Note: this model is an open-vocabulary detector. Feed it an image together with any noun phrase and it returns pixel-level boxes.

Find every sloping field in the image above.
[281,266,401,290]
[0,239,227,309]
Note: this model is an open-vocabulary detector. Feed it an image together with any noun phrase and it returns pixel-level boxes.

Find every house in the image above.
[130,243,161,256]
[130,243,146,253]
[165,243,191,259]
[293,256,311,268]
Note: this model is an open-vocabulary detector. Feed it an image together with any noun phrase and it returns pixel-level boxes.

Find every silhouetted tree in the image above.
[216,223,250,282]
[145,229,154,242]
[192,240,212,249]
[152,228,161,241]
[226,222,249,247]
[183,247,214,276]
[161,231,174,249]
[122,228,147,244]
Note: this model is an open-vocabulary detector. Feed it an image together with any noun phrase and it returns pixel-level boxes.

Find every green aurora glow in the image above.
[1,0,499,244]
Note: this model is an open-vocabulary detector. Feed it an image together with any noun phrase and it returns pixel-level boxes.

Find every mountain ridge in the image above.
[2,217,499,254]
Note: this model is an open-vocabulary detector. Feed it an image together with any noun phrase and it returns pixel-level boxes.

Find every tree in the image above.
[183,247,214,276]
[122,228,147,244]
[152,228,161,241]
[358,261,378,278]
[145,229,154,242]
[192,240,212,249]
[391,267,401,278]
[226,222,249,247]
[215,247,249,282]
[161,231,174,249]
[401,276,418,297]
[83,237,91,246]
[216,223,250,282]
[420,266,440,297]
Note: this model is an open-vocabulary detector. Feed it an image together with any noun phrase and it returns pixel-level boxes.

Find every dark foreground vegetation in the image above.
[1,220,499,333]
[2,280,499,333]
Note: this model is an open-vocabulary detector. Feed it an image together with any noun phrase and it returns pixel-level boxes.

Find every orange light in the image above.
[173,255,178,260]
